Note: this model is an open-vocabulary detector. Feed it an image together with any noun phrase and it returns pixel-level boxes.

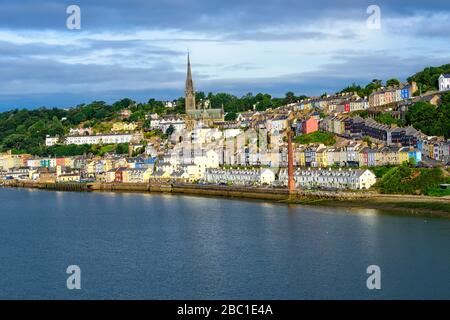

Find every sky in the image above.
[0,0,449,110]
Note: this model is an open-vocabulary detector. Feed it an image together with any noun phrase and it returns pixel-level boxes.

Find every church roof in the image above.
[187,109,223,119]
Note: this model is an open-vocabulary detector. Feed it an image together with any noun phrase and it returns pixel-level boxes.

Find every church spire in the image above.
[185,52,196,112]
[186,52,194,93]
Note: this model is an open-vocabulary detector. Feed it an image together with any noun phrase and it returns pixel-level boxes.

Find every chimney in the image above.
[287,129,295,192]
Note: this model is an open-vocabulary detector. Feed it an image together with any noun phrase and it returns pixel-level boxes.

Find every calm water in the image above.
[0,187,449,300]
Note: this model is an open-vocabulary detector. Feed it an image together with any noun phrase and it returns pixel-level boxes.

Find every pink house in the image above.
[302,118,319,134]
[56,158,66,166]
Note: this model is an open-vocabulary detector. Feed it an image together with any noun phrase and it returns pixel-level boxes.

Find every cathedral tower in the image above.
[185,53,196,112]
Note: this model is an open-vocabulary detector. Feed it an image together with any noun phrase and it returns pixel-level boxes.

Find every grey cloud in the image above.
[2,49,449,110]
[223,30,347,42]
[0,0,449,109]
[194,51,450,97]
[1,0,449,32]
[0,56,184,96]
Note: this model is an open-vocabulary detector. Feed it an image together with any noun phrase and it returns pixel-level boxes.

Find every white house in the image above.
[45,136,60,146]
[279,168,377,190]
[439,74,450,92]
[204,168,275,186]
[69,127,93,136]
[150,116,185,133]
[26,158,42,168]
[267,115,289,133]
[46,133,135,146]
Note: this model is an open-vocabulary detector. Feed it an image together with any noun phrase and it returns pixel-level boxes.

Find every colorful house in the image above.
[301,118,319,134]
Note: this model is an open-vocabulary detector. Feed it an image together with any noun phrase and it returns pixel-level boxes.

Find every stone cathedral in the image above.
[184,53,224,128]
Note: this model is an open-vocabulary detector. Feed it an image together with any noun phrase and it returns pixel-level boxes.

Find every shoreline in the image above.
[284,198,450,219]
[2,181,449,218]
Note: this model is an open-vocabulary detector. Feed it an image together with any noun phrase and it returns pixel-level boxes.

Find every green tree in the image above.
[225,112,237,121]
[284,92,296,104]
[115,143,129,155]
[375,113,401,126]
[405,101,450,138]
[408,64,450,93]
[386,78,400,87]
[165,125,175,136]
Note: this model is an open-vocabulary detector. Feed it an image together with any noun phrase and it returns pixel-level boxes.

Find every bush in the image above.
[376,165,449,196]
[370,165,395,178]
[42,143,129,157]
[295,131,336,146]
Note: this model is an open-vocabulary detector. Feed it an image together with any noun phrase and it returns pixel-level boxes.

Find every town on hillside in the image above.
[1,58,450,195]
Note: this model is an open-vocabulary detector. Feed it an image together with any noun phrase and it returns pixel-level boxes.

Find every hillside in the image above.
[407,64,450,93]
[0,92,308,155]
[375,165,450,196]
[405,92,450,138]
[1,65,450,155]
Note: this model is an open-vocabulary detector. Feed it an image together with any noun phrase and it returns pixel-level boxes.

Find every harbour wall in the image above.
[2,180,371,201]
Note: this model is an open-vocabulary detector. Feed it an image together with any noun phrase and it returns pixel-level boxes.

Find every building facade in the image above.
[439,74,450,92]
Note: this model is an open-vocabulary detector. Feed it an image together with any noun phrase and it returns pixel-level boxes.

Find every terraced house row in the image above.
[368,83,415,108]
[320,115,449,164]
[321,115,422,146]
[278,168,377,190]
[294,143,422,168]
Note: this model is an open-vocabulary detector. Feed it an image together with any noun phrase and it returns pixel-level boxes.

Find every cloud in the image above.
[195,50,450,96]
[1,0,448,31]
[0,0,449,109]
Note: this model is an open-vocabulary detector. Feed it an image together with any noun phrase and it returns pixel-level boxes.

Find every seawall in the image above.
[2,180,371,201]
[2,180,89,192]
[2,180,449,217]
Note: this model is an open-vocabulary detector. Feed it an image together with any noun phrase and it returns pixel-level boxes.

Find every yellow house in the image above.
[295,151,306,167]
[122,167,154,183]
[57,173,80,183]
[303,101,312,110]
[87,160,97,177]
[398,147,410,164]
[0,151,24,170]
[111,122,137,132]
[294,145,306,167]
[143,168,154,182]
[184,164,205,182]
[377,147,400,165]
[63,157,74,167]
[428,144,434,159]
[104,159,114,172]
[316,147,328,168]
[374,149,383,166]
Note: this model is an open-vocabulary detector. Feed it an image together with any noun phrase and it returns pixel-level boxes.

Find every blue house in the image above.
[408,150,422,163]
[401,86,410,100]
[144,157,156,165]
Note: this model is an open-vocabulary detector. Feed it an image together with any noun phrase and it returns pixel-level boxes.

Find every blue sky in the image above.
[0,0,449,110]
